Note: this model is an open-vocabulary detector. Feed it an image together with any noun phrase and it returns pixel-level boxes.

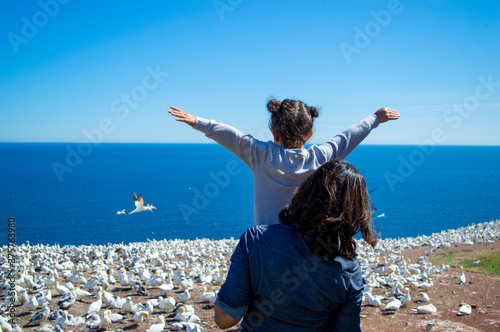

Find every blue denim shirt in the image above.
[216,224,364,332]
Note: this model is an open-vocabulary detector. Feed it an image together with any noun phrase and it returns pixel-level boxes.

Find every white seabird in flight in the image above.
[129,193,155,214]
[144,203,157,212]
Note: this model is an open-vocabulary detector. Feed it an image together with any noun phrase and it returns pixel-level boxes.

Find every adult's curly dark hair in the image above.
[279,159,379,259]
[267,98,319,149]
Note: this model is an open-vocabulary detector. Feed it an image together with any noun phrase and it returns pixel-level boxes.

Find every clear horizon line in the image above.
[1,141,500,147]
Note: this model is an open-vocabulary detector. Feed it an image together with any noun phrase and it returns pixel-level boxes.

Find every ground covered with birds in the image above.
[2,220,500,332]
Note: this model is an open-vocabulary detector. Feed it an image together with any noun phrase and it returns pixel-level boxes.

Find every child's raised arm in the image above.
[317,107,400,161]
[167,105,262,169]
[168,106,196,126]
[374,107,400,123]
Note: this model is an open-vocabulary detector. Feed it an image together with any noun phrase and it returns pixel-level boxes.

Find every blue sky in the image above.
[1,0,499,145]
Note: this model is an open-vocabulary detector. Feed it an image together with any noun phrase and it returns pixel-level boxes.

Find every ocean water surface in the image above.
[1,143,499,246]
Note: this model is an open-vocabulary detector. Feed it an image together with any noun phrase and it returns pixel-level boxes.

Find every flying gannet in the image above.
[129,193,156,214]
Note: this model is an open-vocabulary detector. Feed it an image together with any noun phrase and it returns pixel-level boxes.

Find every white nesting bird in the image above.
[73,272,87,285]
[419,292,430,302]
[43,272,55,287]
[159,275,174,295]
[74,287,92,299]
[186,322,203,332]
[147,315,166,332]
[110,295,127,309]
[18,290,29,305]
[384,297,402,311]
[57,290,76,309]
[457,304,472,316]
[37,290,52,305]
[28,302,50,325]
[178,289,191,301]
[54,281,70,295]
[141,268,152,281]
[101,311,113,329]
[141,301,155,315]
[179,277,194,290]
[23,295,39,311]
[158,296,176,310]
[36,324,62,332]
[107,271,117,285]
[391,280,404,296]
[414,304,437,314]
[459,267,466,285]
[146,297,162,308]
[171,322,187,331]
[200,273,213,284]
[99,286,115,305]
[0,316,12,332]
[3,292,19,307]
[418,279,433,289]
[55,311,72,330]
[400,288,411,306]
[375,274,388,286]
[173,306,201,323]
[107,310,124,323]
[146,270,163,287]
[86,291,103,317]
[83,277,100,291]
[123,296,138,313]
[133,310,150,324]
[200,287,217,303]
[365,292,382,307]
[85,313,101,330]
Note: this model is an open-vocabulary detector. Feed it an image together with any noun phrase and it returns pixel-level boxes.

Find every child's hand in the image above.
[168,106,196,127]
[375,108,400,123]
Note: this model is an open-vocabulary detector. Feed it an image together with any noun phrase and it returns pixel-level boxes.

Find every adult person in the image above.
[214,159,379,331]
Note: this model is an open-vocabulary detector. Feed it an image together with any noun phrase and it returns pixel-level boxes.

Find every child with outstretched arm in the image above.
[169,99,399,226]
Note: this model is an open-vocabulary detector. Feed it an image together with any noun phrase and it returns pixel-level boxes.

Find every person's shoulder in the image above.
[243,224,294,243]
[237,225,298,258]
[239,135,274,158]
[332,255,361,274]
[245,223,289,235]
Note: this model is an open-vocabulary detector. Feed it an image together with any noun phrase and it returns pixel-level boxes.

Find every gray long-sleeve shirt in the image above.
[193,114,379,226]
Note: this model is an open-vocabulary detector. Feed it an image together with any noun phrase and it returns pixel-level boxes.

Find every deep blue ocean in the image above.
[1,143,499,246]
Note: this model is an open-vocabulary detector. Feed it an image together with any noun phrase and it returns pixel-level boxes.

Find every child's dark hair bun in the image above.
[309,107,319,118]
[267,99,282,114]
[267,98,319,148]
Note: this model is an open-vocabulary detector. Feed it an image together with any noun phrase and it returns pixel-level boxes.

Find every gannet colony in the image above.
[1,219,499,331]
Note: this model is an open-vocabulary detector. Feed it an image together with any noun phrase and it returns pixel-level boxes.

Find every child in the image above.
[168,99,399,226]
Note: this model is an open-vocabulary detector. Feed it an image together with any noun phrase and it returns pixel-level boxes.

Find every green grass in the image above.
[433,251,459,265]
[462,252,500,276]
[432,250,500,284]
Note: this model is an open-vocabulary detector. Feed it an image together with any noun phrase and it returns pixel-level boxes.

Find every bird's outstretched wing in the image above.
[133,193,144,209]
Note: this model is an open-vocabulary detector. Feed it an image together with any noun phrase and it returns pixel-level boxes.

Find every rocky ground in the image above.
[359,242,500,332]
[9,242,500,332]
